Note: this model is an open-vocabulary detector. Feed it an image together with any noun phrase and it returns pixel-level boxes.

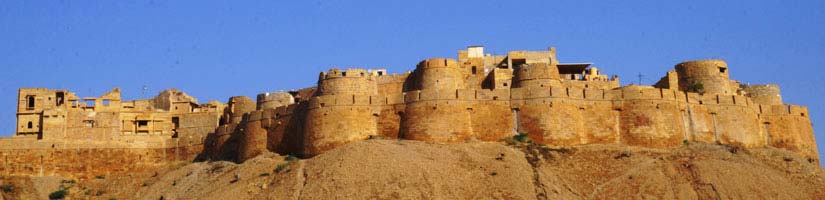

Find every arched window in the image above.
[27,121,32,129]
[26,96,35,108]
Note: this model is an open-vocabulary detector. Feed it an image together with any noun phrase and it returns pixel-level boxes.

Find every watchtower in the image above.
[675,60,733,95]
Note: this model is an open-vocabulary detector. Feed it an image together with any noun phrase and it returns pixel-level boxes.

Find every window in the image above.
[719,67,727,73]
[83,120,95,128]
[172,117,180,129]
[137,120,149,127]
[27,121,32,129]
[378,71,384,76]
[26,95,35,109]
[102,100,110,106]
[85,100,95,107]
[471,66,477,75]
[56,92,64,106]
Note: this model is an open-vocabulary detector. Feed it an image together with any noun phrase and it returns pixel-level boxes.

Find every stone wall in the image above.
[0,138,203,178]
[210,49,817,164]
[8,46,815,174]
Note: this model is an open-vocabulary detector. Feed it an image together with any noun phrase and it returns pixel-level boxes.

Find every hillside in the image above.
[2,139,824,199]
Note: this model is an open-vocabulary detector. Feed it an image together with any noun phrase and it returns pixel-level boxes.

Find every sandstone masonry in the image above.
[2,46,819,177]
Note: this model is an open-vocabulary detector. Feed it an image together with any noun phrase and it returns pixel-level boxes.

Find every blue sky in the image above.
[1,1,823,165]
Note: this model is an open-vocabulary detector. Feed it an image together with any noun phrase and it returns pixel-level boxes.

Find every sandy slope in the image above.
[2,139,824,199]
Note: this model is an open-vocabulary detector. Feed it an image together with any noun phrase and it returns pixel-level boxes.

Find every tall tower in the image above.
[303,68,379,156]
[401,58,474,142]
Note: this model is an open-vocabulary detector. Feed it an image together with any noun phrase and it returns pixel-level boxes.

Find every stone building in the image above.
[1,45,818,178]
[2,88,224,177]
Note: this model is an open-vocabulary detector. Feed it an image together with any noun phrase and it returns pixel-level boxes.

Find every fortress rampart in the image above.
[210,46,816,163]
[2,45,819,174]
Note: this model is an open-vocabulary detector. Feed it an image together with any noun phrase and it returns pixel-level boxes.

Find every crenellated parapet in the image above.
[317,68,379,96]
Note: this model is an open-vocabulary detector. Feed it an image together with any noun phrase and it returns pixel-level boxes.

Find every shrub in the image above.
[285,154,299,162]
[686,81,704,93]
[614,151,632,159]
[210,165,225,173]
[513,132,530,143]
[275,163,290,173]
[49,189,67,199]
[1,184,13,193]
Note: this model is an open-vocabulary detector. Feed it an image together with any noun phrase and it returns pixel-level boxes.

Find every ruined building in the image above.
[2,88,224,177]
[1,46,819,177]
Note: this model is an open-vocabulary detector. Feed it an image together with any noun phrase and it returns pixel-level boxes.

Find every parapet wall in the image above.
[412,58,466,91]
[318,68,379,96]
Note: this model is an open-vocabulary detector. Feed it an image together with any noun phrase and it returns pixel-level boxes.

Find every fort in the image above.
[0,46,818,178]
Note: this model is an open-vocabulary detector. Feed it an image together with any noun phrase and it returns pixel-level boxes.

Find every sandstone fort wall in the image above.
[4,46,819,174]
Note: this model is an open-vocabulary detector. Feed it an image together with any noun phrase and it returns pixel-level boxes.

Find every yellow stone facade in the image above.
[2,46,819,178]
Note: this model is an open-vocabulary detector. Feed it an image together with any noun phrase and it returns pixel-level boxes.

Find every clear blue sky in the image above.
[1,1,823,166]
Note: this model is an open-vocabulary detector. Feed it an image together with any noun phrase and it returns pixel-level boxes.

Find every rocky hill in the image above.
[1,139,823,200]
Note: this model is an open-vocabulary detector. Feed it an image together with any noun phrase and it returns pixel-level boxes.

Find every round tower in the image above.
[402,58,473,143]
[513,62,562,88]
[317,68,377,96]
[413,58,465,90]
[742,84,783,105]
[675,60,733,94]
[618,86,687,147]
[226,96,255,124]
[238,110,267,162]
[304,68,379,156]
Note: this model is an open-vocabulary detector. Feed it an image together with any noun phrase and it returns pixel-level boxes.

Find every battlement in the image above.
[417,58,460,69]
[320,68,379,79]
[307,94,381,109]
[765,104,810,116]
